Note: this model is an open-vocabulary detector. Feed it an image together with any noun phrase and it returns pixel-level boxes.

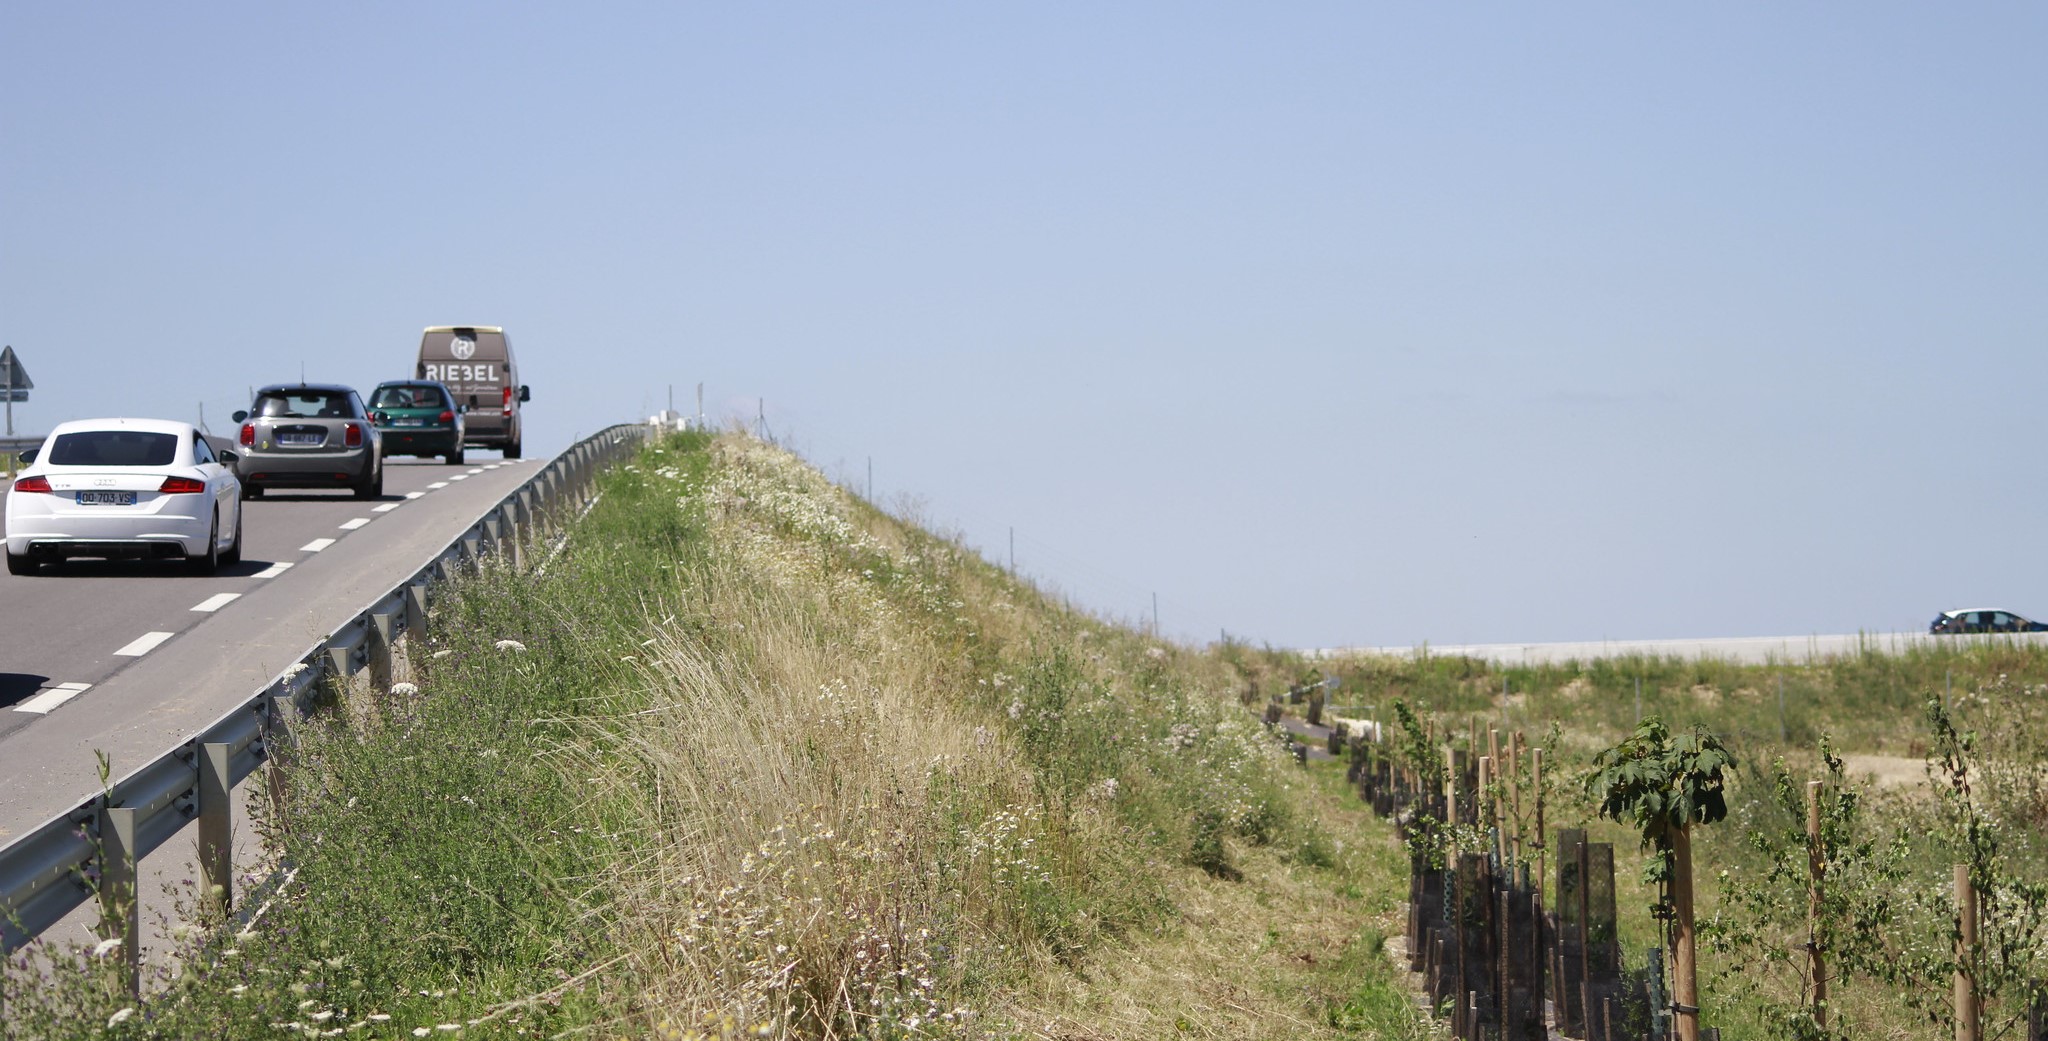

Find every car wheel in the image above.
[242,482,263,500]
[504,439,521,460]
[189,512,221,575]
[446,447,465,466]
[6,552,38,576]
[221,503,243,566]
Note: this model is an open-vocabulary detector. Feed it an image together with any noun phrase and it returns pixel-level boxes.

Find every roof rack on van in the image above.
[422,325,505,334]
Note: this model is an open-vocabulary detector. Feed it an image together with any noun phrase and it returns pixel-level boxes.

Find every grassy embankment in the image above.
[1312,641,2048,1038]
[4,430,1432,1040]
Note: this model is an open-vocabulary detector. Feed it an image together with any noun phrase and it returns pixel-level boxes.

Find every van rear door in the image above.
[417,327,510,440]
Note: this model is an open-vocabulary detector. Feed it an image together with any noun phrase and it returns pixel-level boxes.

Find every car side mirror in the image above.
[18,448,36,465]
[456,404,467,413]
[518,385,531,403]
[220,450,239,464]
[232,410,249,423]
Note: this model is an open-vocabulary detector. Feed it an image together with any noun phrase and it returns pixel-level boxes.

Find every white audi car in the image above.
[5,418,243,575]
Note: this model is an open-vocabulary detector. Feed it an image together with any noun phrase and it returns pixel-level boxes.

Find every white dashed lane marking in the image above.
[339,518,371,530]
[428,482,449,489]
[252,562,293,579]
[404,491,424,499]
[300,538,336,553]
[449,475,469,481]
[14,682,92,715]
[191,593,241,613]
[114,632,176,658]
[466,468,484,474]
[373,502,402,512]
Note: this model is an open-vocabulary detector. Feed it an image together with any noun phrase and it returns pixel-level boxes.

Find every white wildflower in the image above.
[91,937,122,958]
[108,1008,135,1027]
[390,682,419,697]
[494,639,527,652]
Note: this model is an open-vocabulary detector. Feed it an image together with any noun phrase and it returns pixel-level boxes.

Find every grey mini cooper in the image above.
[232,383,384,499]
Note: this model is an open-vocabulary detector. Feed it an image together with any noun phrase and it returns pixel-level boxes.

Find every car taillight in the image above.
[159,477,206,494]
[240,423,255,447]
[12,476,51,493]
[438,410,454,423]
[344,422,364,448]
[502,386,514,417]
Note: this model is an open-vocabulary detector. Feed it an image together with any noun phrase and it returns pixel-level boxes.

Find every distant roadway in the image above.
[0,456,544,843]
[1321,630,2048,666]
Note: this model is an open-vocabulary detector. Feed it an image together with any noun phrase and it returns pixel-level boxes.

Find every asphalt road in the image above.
[0,454,546,843]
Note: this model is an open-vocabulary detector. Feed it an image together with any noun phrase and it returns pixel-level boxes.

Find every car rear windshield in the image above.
[256,392,352,418]
[371,386,445,409]
[47,431,179,467]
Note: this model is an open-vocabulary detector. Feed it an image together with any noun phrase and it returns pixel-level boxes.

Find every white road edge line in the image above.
[14,682,93,715]
[300,538,337,552]
[115,631,176,657]
[252,562,293,579]
[191,593,242,613]
[339,518,371,530]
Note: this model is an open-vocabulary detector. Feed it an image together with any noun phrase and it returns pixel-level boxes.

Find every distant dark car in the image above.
[1928,608,2048,634]
[232,383,383,499]
[368,380,466,465]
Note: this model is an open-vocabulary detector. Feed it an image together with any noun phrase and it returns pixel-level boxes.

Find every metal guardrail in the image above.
[0,422,653,972]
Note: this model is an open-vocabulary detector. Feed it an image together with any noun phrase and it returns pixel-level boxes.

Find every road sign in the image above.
[0,391,23,402]
[0,346,30,394]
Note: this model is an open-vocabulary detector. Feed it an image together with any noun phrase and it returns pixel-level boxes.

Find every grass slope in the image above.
[4,431,1425,1041]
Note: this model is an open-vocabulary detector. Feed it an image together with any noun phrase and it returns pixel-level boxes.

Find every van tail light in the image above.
[344,422,364,448]
[502,386,514,417]
[439,410,454,423]
[12,476,51,493]
[240,423,255,447]
[159,477,206,494]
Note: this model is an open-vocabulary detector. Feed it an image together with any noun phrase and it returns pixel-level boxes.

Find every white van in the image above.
[416,326,530,458]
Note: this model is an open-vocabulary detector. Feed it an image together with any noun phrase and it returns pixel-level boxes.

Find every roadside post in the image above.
[1,346,32,480]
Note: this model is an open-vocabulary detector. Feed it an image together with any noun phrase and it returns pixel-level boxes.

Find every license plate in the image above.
[76,491,137,506]
[278,432,325,446]
[394,417,424,427]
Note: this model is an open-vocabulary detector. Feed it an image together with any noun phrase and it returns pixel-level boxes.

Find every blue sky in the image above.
[5,4,2043,648]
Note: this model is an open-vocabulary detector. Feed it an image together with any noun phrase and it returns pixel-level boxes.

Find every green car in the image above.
[368,380,466,465]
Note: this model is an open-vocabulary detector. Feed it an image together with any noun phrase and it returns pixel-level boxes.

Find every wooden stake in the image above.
[1674,825,1700,1041]
[1532,748,1546,893]
[1957,864,1980,1041]
[1807,781,1826,1029]
[1509,731,1524,866]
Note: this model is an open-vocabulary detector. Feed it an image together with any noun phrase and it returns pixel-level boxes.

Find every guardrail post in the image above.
[405,581,429,643]
[199,743,232,918]
[460,531,482,571]
[97,805,141,1000]
[264,692,296,825]
[368,608,398,692]
[326,642,355,680]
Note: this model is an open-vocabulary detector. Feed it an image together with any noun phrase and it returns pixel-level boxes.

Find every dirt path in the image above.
[1838,754,1926,788]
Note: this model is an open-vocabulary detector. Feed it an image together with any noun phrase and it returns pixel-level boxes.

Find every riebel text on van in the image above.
[422,363,499,382]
